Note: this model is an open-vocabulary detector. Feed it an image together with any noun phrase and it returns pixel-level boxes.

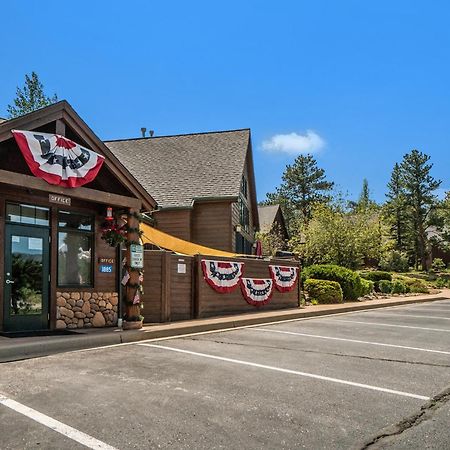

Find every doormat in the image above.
[0,329,81,338]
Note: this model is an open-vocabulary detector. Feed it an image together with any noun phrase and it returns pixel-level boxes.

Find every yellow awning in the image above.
[141,223,239,257]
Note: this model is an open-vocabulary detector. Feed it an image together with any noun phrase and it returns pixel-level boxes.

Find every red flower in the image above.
[55,135,76,150]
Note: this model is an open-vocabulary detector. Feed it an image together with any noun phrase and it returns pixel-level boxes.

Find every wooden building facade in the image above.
[0,102,155,333]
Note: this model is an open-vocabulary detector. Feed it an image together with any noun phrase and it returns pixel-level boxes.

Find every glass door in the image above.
[3,224,50,331]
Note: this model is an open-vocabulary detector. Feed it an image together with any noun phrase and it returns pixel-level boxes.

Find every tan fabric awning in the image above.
[141,223,239,257]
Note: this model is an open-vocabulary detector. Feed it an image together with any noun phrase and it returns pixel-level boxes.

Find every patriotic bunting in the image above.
[269,265,299,292]
[201,259,244,293]
[240,278,274,306]
[12,130,105,188]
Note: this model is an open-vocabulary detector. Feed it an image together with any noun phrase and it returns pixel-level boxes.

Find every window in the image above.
[6,203,49,226]
[57,211,94,287]
[235,233,253,255]
[238,197,250,233]
[241,176,248,199]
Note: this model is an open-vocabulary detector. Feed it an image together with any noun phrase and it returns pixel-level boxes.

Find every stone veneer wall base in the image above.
[56,292,119,329]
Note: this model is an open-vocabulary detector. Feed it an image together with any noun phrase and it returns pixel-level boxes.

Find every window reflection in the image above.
[58,232,92,286]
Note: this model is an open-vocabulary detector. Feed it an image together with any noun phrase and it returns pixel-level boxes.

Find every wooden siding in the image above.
[142,251,299,323]
[192,201,232,251]
[153,209,192,241]
[170,256,192,321]
[141,251,163,322]
[142,251,192,322]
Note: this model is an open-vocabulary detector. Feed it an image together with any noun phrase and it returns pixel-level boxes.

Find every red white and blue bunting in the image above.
[269,265,299,292]
[201,259,244,293]
[12,130,105,188]
[240,278,274,306]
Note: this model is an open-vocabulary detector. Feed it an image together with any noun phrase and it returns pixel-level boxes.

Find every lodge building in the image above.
[0,101,299,334]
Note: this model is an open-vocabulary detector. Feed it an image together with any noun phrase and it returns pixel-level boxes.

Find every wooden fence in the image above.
[142,250,300,323]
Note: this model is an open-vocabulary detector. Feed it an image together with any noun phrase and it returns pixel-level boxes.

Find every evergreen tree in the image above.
[385,163,408,251]
[7,72,57,118]
[350,178,376,212]
[400,150,441,270]
[262,154,334,229]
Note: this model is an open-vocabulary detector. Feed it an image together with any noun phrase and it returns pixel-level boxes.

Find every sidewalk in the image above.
[1,290,449,363]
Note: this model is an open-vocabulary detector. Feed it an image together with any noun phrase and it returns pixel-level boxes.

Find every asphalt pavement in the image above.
[1,300,449,449]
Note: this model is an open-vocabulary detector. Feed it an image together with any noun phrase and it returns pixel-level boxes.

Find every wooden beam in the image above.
[55,119,66,136]
[0,169,141,209]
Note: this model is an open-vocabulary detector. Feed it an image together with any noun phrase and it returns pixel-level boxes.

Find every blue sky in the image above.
[1,1,449,203]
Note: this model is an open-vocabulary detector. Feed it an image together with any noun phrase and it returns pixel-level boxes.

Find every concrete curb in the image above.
[1,294,448,363]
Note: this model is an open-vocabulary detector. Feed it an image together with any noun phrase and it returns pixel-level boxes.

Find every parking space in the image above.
[1,300,449,449]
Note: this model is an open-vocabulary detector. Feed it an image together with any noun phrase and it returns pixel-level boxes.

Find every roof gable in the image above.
[0,101,156,210]
[258,204,281,232]
[106,129,251,209]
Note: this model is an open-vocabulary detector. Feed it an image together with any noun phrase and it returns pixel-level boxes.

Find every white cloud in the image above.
[262,130,325,155]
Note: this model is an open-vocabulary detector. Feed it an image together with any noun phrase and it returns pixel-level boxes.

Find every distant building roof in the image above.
[258,204,281,233]
[105,129,251,208]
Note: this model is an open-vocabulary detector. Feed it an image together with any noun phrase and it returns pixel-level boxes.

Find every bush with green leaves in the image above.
[304,279,343,304]
[435,277,448,288]
[360,279,375,296]
[394,275,429,293]
[431,258,446,272]
[302,264,364,300]
[378,280,393,294]
[379,250,410,272]
[360,271,392,282]
[391,280,409,294]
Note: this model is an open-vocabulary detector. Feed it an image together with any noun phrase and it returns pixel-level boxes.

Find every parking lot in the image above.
[1,299,449,449]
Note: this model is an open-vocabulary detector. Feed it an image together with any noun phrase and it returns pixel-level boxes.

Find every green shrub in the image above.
[394,275,429,294]
[302,264,364,301]
[435,277,448,288]
[304,279,343,304]
[391,280,408,294]
[360,279,375,296]
[378,280,393,294]
[431,258,446,272]
[379,251,410,272]
[360,271,392,282]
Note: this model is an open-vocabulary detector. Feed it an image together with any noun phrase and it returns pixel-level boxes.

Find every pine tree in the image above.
[7,72,57,118]
[262,154,334,229]
[400,150,441,270]
[385,163,408,251]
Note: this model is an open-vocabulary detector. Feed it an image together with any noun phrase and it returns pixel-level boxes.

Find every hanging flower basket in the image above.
[101,221,127,247]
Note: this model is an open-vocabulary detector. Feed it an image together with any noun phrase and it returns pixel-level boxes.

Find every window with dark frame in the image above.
[57,211,94,287]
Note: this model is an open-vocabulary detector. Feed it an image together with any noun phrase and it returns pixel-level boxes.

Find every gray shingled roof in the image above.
[258,204,280,233]
[105,129,250,208]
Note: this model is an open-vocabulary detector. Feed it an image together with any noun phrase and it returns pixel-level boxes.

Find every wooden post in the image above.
[193,254,201,318]
[124,209,142,327]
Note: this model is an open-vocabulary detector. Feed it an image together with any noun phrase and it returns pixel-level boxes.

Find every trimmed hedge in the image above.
[304,279,343,304]
[360,271,393,282]
[302,264,364,301]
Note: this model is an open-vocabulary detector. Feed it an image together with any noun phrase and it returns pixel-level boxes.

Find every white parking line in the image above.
[325,319,450,332]
[0,394,118,450]
[399,308,450,314]
[361,312,450,321]
[138,343,430,401]
[251,328,450,355]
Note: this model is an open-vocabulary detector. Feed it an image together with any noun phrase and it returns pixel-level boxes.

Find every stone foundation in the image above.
[56,291,118,329]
